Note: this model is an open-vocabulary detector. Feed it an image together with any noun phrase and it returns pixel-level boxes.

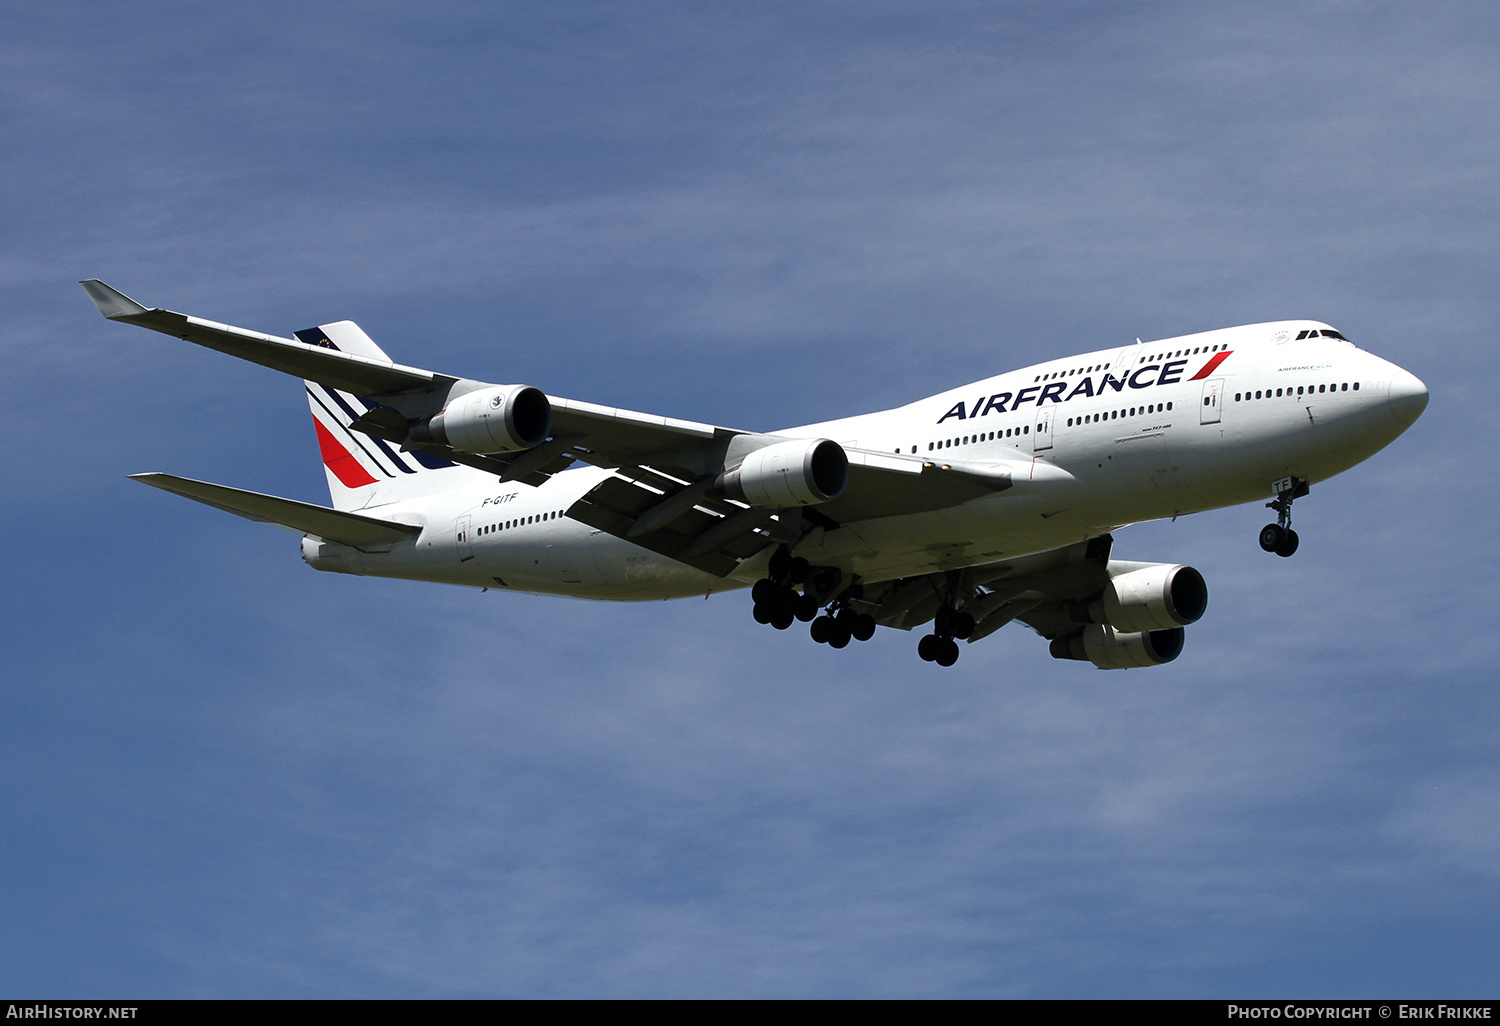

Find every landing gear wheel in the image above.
[1275,528,1300,558]
[917,634,939,662]
[935,638,960,667]
[752,579,776,604]
[810,616,834,644]
[1262,479,1306,556]
[752,602,773,625]
[828,623,852,649]
[950,612,975,640]
[787,557,810,584]
[851,613,877,642]
[771,608,795,630]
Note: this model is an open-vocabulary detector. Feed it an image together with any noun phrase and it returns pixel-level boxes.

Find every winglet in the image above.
[80,279,149,320]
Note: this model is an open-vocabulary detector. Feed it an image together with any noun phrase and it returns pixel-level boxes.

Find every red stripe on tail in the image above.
[313,417,378,488]
[1189,350,1233,380]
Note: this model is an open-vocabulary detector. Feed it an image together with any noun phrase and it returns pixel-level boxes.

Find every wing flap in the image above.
[130,473,421,548]
[566,468,782,578]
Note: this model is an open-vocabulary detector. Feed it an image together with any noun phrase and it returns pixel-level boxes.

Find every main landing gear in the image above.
[751,547,876,648]
[809,603,877,649]
[917,605,974,667]
[1259,478,1307,558]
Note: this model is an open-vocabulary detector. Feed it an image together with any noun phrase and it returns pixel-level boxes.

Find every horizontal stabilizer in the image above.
[130,473,422,548]
[80,280,442,397]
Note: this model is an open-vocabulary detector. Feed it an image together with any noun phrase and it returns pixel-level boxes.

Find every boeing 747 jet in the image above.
[85,280,1428,668]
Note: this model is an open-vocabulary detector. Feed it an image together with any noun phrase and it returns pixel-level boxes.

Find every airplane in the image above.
[82,279,1429,669]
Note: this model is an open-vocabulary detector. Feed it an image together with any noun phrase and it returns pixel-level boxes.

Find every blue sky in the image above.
[4,0,1499,998]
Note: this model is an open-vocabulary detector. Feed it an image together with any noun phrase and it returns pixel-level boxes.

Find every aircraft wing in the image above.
[81,280,444,396]
[88,281,1072,574]
[82,279,729,483]
[863,535,1117,641]
[131,473,420,549]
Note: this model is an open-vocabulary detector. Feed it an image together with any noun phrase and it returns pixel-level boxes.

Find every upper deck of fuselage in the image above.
[784,320,1354,440]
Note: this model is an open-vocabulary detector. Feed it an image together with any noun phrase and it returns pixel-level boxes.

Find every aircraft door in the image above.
[1200,379,1223,425]
[456,515,474,562]
[1033,408,1054,451]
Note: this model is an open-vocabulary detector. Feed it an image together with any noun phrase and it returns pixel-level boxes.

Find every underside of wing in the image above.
[565,466,791,577]
[858,535,1113,636]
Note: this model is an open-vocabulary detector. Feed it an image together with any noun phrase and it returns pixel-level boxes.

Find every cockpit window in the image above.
[1320,329,1349,340]
[1295,328,1351,341]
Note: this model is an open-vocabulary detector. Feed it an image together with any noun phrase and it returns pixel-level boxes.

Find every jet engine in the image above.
[718,438,849,507]
[1073,563,1208,633]
[1050,624,1185,669]
[408,385,552,454]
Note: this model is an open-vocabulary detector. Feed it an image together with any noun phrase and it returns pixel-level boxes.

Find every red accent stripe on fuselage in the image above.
[1189,350,1233,380]
[313,417,378,488]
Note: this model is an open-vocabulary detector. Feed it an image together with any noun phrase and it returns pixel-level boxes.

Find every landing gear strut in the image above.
[1259,478,1306,558]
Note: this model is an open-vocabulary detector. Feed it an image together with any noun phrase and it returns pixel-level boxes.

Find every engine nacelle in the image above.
[719,438,849,507]
[409,385,552,454]
[1075,563,1208,633]
[1050,624,1185,670]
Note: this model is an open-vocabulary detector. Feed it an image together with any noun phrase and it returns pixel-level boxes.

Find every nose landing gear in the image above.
[1259,478,1307,557]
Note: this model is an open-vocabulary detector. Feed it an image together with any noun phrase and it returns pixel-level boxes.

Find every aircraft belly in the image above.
[583,531,727,598]
[799,497,1090,584]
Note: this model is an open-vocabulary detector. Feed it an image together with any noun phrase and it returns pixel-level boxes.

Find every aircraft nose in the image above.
[1387,366,1429,427]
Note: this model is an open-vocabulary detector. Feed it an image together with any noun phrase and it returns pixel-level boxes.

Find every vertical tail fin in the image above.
[297,321,490,510]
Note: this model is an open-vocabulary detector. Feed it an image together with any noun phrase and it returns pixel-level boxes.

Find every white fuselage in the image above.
[303,321,1427,599]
